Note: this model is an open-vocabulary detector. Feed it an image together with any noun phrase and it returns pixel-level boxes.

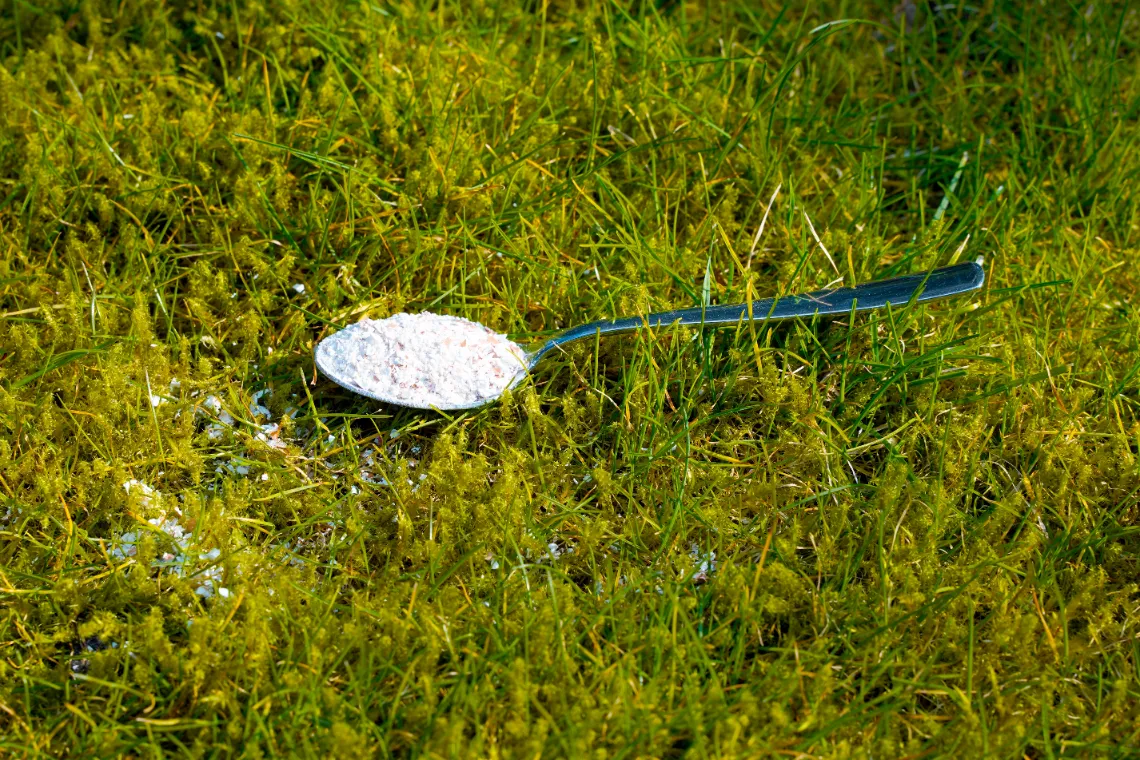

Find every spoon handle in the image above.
[534,259,984,360]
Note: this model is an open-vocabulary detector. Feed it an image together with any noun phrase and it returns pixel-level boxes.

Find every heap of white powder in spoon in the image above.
[315,312,528,409]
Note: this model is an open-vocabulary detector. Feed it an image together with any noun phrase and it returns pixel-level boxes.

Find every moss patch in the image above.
[1,1,1138,756]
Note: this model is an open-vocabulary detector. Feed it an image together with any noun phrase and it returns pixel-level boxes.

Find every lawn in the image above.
[1,0,1138,757]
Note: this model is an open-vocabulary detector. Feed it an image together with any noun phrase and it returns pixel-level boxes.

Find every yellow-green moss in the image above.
[1,1,1139,757]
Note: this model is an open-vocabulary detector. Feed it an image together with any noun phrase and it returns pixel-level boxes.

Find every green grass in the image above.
[1,0,1138,756]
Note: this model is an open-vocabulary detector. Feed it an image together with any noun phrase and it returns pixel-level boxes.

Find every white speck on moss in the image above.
[689,544,717,583]
[250,388,272,419]
[123,479,157,507]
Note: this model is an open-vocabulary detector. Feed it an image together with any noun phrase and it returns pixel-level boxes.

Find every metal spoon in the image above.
[315,258,985,410]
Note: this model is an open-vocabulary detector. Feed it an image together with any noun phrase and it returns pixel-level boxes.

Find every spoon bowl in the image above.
[315,258,985,411]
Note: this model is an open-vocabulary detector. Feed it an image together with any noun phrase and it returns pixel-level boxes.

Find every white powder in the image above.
[315,312,528,409]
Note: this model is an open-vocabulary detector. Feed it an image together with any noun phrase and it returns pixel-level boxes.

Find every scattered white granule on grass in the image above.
[249,388,272,419]
[690,544,717,584]
[123,479,157,508]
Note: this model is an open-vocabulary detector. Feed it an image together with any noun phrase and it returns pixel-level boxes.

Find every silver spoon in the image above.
[315,258,985,410]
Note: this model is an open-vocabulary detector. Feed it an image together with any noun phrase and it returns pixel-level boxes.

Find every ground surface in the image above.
[1,1,1138,757]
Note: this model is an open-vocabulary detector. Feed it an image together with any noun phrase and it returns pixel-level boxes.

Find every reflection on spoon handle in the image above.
[532,259,985,363]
